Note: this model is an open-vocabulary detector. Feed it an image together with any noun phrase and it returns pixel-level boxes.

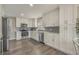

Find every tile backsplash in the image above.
[45,26,59,33]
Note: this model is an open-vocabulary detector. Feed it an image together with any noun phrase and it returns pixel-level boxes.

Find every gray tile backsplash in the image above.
[16,26,59,33]
[45,26,59,33]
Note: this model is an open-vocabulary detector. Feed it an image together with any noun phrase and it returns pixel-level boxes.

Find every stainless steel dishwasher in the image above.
[38,31,44,44]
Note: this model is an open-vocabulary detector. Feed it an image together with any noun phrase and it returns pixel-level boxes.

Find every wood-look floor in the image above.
[3,38,66,55]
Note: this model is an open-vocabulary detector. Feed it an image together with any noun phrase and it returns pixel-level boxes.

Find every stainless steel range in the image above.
[38,30,44,44]
[19,24,28,38]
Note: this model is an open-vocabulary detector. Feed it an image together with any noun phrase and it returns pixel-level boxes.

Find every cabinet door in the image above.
[44,32,50,44]
[31,31,35,39]
[59,5,76,54]
[42,8,59,26]
[49,34,55,47]
[44,32,60,50]
[33,31,38,41]
[47,33,60,50]
[16,31,21,40]
[31,31,38,41]
[30,31,33,38]
[44,32,55,47]
[53,34,60,49]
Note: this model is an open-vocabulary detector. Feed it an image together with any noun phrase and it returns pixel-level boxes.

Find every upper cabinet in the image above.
[42,8,59,27]
[16,18,35,27]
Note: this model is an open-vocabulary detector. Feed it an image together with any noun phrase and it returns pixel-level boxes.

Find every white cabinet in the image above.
[42,8,59,27]
[59,5,77,54]
[16,18,34,27]
[53,34,60,49]
[30,31,39,41]
[16,31,21,40]
[44,32,59,49]
[44,32,55,46]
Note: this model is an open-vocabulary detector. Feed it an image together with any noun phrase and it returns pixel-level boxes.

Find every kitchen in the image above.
[0,4,79,55]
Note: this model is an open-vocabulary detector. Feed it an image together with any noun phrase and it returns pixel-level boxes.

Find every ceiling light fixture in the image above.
[30,4,33,7]
[20,13,24,17]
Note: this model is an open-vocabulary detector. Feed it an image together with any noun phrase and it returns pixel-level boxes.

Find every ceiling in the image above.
[3,4,58,18]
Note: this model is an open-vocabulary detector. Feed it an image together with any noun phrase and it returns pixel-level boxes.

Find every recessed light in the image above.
[20,13,24,17]
[29,4,33,7]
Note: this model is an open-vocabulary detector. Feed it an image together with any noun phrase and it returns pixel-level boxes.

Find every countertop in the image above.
[17,26,59,33]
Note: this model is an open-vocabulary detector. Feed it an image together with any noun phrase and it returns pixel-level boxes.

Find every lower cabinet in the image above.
[44,32,76,54]
[16,31,21,40]
[30,31,39,41]
[44,32,55,46]
[44,32,60,50]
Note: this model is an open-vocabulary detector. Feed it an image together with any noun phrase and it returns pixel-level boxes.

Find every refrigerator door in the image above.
[0,37,3,55]
[2,17,8,52]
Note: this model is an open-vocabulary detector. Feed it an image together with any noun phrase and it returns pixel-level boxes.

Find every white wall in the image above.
[0,5,2,39]
[0,5,2,51]
[0,5,5,51]
[0,5,3,38]
[0,5,5,38]
[77,7,79,18]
